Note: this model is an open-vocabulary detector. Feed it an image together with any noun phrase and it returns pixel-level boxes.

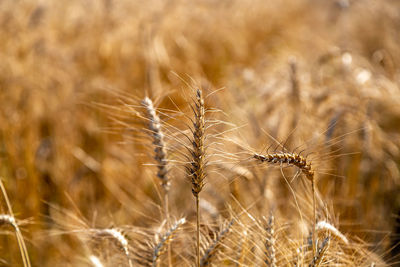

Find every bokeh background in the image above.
[0,0,400,265]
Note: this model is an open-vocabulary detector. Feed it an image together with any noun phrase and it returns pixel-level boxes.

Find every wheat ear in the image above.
[0,179,31,267]
[186,89,206,267]
[264,214,276,267]
[142,96,173,266]
[253,153,314,180]
[200,220,234,267]
[152,218,186,267]
[94,228,132,267]
[254,152,317,256]
[315,221,348,245]
[142,97,170,204]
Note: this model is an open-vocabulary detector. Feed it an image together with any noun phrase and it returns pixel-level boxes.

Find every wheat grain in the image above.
[142,97,170,191]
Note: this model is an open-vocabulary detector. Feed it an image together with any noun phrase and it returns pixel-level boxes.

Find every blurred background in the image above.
[0,0,400,265]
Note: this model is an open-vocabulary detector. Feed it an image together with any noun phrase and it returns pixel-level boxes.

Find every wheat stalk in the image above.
[289,59,300,105]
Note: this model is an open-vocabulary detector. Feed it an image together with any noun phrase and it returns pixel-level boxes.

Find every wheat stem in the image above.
[312,179,316,257]
[196,195,201,267]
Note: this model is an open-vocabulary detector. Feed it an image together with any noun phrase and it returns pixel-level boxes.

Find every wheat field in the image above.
[0,0,399,266]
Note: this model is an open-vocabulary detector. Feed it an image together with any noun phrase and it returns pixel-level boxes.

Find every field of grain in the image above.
[0,0,400,266]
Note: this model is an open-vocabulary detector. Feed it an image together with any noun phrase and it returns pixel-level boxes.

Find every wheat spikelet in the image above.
[141,96,170,191]
[152,218,186,267]
[264,214,276,267]
[200,220,234,267]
